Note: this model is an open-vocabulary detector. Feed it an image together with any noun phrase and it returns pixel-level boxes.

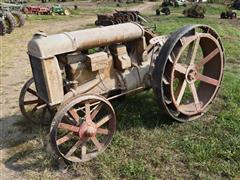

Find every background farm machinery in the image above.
[220,9,237,19]
[95,10,143,26]
[183,3,206,18]
[220,0,239,19]
[156,6,171,16]
[23,4,70,15]
[20,22,225,163]
[231,0,240,10]
[0,2,25,35]
[162,0,187,7]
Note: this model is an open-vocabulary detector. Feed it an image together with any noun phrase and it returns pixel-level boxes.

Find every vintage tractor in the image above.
[23,4,70,16]
[0,3,25,27]
[1,2,23,11]
[51,4,70,16]
[20,23,225,163]
[23,5,52,15]
[183,3,206,18]
[220,10,237,19]
[0,7,16,34]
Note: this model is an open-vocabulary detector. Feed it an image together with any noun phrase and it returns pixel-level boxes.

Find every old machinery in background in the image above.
[0,2,25,35]
[183,3,206,18]
[95,10,142,26]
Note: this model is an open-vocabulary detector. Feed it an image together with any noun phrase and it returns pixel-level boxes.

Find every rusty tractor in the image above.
[20,23,225,163]
[23,4,70,16]
[0,2,25,35]
[23,5,52,15]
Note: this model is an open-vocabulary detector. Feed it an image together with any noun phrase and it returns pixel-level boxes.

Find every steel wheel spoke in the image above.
[27,88,38,97]
[91,136,102,151]
[90,103,103,121]
[189,83,201,111]
[197,48,220,68]
[96,115,112,128]
[23,99,39,105]
[190,37,200,64]
[65,140,83,157]
[58,123,79,133]
[197,73,219,86]
[97,128,109,135]
[85,102,91,123]
[52,94,116,162]
[36,103,47,110]
[69,108,80,124]
[175,80,187,106]
[62,114,73,124]
[81,144,87,159]
[56,133,73,145]
[186,41,194,63]
[174,63,187,74]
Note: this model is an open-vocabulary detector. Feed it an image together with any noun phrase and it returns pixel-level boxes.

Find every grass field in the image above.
[3,2,240,179]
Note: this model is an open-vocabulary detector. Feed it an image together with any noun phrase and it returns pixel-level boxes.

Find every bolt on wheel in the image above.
[152,25,225,122]
[50,94,116,163]
[19,77,54,125]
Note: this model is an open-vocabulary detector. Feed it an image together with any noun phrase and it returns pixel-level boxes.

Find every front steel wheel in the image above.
[50,94,116,163]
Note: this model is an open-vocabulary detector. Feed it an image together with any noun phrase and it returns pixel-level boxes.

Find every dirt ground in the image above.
[0,16,97,179]
[0,2,157,179]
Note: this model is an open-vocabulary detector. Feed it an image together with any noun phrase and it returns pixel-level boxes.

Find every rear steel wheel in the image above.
[50,94,116,163]
[152,25,225,122]
[19,78,53,124]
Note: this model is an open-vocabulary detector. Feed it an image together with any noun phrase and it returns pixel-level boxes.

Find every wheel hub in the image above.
[79,121,97,138]
[186,67,197,83]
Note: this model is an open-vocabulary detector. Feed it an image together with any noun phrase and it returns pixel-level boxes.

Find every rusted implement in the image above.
[183,4,206,18]
[20,23,225,163]
[95,10,141,26]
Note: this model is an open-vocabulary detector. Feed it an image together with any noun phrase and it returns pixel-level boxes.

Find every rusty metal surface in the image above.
[95,10,141,26]
[28,23,144,59]
[50,94,116,162]
[152,24,225,122]
[20,23,225,163]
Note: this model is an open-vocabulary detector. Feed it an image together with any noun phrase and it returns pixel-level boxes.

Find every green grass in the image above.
[3,3,240,179]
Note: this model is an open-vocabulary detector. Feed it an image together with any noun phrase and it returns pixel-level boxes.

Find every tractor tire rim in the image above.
[169,33,224,116]
[50,94,116,163]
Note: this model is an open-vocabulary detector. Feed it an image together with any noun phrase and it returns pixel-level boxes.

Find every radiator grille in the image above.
[29,55,49,103]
